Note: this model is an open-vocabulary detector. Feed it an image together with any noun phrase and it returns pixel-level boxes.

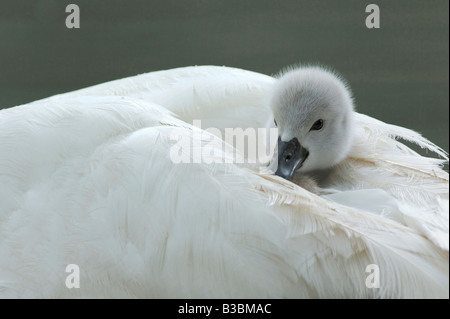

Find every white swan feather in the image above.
[0,66,447,298]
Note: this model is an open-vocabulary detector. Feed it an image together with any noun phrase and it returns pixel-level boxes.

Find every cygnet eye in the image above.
[310,119,324,131]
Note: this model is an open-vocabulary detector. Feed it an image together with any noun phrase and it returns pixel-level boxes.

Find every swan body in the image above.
[0,66,448,298]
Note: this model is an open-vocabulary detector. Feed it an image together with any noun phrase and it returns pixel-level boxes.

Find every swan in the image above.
[0,65,448,298]
[270,66,354,181]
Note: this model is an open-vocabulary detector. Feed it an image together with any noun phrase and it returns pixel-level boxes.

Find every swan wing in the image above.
[0,95,447,298]
[38,65,275,133]
[327,113,449,251]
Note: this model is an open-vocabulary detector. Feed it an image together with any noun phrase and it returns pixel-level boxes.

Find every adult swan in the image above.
[0,65,448,298]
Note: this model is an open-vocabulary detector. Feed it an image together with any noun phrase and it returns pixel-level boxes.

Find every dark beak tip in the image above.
[275,137,308,181]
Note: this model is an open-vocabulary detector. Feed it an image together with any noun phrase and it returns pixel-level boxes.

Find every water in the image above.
[0,0,448,154]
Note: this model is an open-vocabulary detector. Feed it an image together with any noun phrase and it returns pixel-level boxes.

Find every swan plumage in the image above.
[0,66,448,298]
[271,66,355,175]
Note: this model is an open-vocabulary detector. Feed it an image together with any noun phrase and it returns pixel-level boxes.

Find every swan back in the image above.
[0,66,447,298]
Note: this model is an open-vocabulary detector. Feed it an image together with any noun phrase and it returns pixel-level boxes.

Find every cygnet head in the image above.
[271,66,355,180]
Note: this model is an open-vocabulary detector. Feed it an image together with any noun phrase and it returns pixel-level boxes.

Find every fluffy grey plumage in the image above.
[271,66,355,174]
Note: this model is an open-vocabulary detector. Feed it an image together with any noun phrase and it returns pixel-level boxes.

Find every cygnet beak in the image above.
[275,137,309,180]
